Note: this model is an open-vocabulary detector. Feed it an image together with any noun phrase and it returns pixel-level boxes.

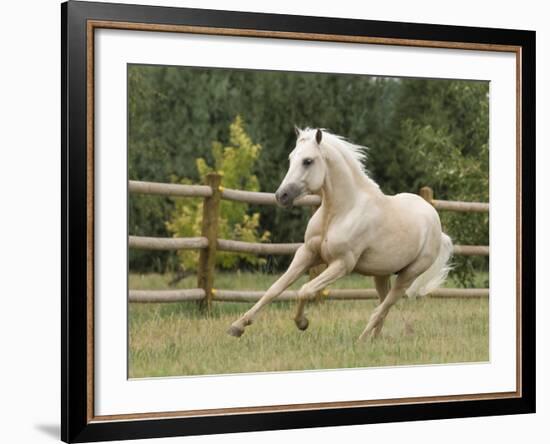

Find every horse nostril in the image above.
[275,187,294,207]
[276,190,288,203]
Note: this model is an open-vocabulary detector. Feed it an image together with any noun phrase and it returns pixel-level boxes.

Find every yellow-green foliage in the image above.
[166,116,270,270]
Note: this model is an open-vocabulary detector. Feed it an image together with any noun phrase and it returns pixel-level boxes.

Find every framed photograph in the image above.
[62,1,535,442]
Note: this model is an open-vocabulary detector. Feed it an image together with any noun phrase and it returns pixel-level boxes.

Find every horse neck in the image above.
[320,147,383,216]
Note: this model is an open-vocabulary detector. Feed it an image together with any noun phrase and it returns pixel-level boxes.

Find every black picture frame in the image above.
[62,1,536,442]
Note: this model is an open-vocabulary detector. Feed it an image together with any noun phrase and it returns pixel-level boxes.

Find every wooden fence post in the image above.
[419,186,446,232]
[419,186,434,205]
[197,173,222,312]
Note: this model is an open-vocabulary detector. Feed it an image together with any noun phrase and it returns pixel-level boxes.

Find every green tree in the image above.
[166,116,270,270]
[128,65,489,284]
[396,81,489,286]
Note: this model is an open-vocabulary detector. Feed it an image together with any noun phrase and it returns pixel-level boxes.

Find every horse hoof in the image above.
[227,325,245,338]
[295,317,309,331]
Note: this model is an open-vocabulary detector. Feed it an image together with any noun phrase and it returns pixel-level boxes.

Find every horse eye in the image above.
[303,158,314,167]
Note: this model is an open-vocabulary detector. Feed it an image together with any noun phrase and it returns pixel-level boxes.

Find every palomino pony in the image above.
[227,128,453,340]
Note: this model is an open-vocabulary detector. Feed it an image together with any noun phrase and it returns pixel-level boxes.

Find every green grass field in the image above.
[128,272,489,378]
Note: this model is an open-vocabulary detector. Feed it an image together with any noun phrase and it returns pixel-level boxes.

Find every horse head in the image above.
[275,127,326,207]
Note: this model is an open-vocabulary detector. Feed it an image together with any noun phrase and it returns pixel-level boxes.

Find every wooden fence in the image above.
[128,174,489,307]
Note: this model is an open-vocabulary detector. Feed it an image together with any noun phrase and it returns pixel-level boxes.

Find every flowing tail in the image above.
[406,233,453,299]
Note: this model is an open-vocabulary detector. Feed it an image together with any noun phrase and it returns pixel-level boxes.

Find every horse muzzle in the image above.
[275,183,303,208]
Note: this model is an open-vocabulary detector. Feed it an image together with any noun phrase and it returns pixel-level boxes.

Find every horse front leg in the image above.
[294,259,350,331]
[227,245,316,338]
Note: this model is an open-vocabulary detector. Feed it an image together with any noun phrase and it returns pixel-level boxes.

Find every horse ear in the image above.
[315,129,323,144]
[294,125,301,137]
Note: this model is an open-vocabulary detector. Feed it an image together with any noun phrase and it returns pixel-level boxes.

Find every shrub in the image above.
[166,116,270,271]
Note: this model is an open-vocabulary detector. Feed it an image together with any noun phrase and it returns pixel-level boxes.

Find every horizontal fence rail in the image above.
[221,187,321,206]
[129,180,213,198]
[128,236,208,251]
[128,287,489,303]
[419,186,488,213]
[128,235,489,256]
[452,245,489,256]
[129,288,206,303]
[432,199,489,213]
[217,239,302,255]
[129,180,488,212]
[128,178,489,306]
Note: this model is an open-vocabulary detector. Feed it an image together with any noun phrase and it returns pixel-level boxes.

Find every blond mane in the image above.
[298,128,377,188]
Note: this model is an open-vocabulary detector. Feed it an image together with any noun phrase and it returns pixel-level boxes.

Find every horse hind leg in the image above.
[359,273,413,341]
[373,275,391,336]
[374,275,391,303]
